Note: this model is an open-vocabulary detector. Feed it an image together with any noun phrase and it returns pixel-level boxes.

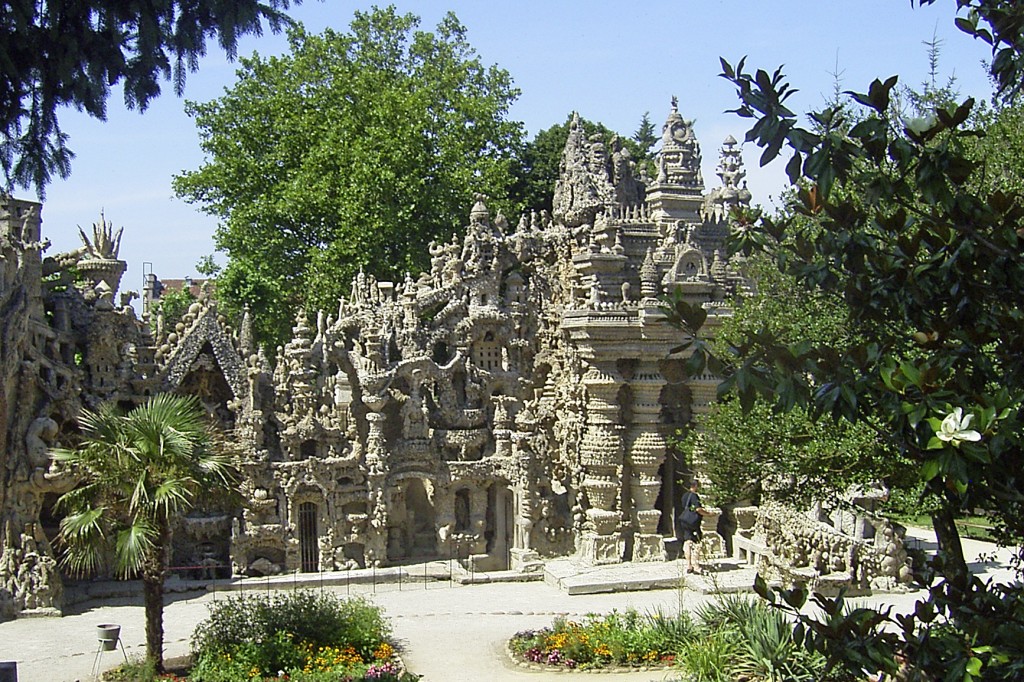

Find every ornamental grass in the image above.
[508,595,827,680]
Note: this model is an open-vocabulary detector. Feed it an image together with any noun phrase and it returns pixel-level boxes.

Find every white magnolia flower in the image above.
[905,114,938,136]
[936,408,981,445]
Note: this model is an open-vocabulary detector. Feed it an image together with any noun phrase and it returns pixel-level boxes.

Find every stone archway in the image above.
[388,477,437,561]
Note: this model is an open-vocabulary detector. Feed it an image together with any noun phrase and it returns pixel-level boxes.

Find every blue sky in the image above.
[35,1,995,293]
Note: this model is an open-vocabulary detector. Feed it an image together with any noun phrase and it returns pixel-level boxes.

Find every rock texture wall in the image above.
[12,103,884,616]
[220,105,750,574]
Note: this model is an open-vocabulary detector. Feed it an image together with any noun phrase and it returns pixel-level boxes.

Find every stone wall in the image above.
[733,501,913,594]
[0,102,767,615]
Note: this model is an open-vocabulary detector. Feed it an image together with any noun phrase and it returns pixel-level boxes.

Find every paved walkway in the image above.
[0,528,1016,682]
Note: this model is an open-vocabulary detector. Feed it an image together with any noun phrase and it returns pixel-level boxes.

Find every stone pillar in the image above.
[578,363,624,564]
[687,313,725,434]
[627,362,668,561]
[363,407,388,567]
[687,369,718,432]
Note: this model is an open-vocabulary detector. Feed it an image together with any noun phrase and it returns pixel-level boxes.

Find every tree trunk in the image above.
[141,526,168,672]
[930,498,969,593]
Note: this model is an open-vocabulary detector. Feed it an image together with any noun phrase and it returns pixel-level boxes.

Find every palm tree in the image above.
[53,393,237,672]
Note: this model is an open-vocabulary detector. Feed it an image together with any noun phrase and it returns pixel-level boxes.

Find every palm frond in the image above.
[57,507,109,577]
[196,452,239,486]
[55,393,234,581]
[129,472,153,513]
[114,520,157,578]
[53,482,101,513]
[153,477,194,516]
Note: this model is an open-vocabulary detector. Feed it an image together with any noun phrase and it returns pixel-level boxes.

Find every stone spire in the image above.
[702,135,752,222]
[640,248,659,299]
[654,97,703,187]
[239,305,255,358]
[552,113,613,227]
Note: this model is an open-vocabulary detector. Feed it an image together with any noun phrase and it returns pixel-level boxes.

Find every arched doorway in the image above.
[405,478,437,557]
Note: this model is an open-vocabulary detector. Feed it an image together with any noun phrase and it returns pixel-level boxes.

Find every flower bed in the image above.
[507,609,686,671]
[105,591,418,682]
[507,596,827,680]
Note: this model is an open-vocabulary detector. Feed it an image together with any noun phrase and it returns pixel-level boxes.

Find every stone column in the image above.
[627,362,667,561]
[687,369,718,426]
[492,486,510,568]
[362,405,388,567]
[687,313,725,432]
[578,363,624,564]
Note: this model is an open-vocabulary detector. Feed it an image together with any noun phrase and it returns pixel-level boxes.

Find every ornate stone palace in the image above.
[0,103,909,617]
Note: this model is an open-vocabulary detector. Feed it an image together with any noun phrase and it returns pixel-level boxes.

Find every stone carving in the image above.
[553,114,613,227]
[702,135,753,223]
[0,101,903,617]
[732,499,913,594]
[212,103,753,572]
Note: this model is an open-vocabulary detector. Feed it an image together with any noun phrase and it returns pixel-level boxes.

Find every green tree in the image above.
[670,1,1024,674]
[632,111,658,160]
[938,0,1024,101]
[195,255,222,278]
[174,7,522,350]
[53,394,236,672]
[709,54,1024,585]
[674,256,897,508]
[151,284,196,331]
[1,0,296,196]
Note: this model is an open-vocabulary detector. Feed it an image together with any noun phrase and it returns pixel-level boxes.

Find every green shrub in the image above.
[192,591,389,659]
[733,601,824,682]
[643,606,695,653]
[695,592,762,630]
[688,594,825,682]
[190,591,397,681]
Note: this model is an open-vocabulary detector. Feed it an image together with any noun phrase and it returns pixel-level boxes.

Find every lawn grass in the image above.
[896,514,996,542]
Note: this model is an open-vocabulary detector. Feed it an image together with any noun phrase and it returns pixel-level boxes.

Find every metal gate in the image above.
[298,501,318,572]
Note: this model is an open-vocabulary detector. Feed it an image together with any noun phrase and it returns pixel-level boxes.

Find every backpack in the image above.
[679,491,700,528]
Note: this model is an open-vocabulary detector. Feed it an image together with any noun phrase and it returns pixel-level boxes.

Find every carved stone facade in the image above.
[0,205,152,616]
[0,102,908,617]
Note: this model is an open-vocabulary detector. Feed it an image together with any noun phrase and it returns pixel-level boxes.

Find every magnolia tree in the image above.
[661,1,1024,678]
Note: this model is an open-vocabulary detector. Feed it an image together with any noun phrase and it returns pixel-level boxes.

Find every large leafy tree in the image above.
[707,60,1022,588]
[667,1,1024,678]
[673,257,898,508]
[174,7,523,350]
[1,0,296,195]
[676,52,974,513]
[53,394,236,672]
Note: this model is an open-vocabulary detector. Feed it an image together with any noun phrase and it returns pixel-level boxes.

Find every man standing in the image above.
[675,479,710,574]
